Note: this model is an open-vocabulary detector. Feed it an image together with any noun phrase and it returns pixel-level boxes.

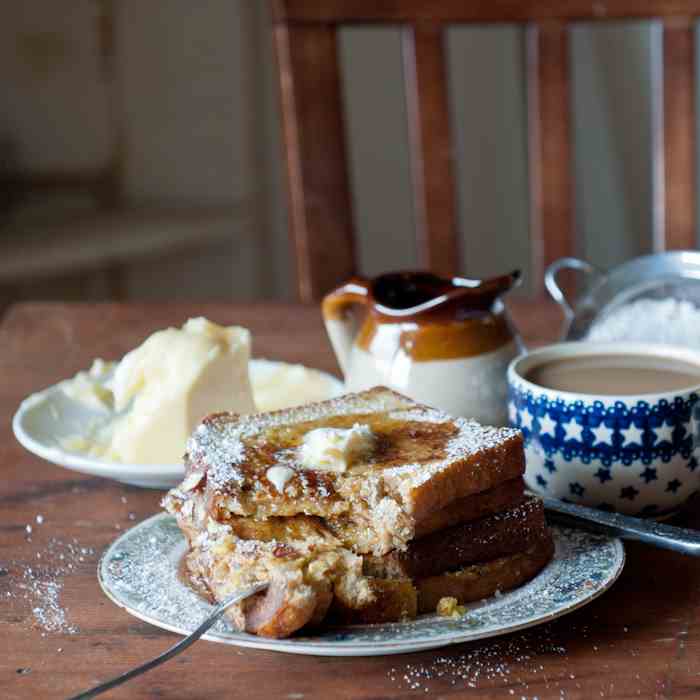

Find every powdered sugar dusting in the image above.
[103,517,228,634]
[29,578,75,634]
[387,619,647,696]
[186,389,410,491]
[383,413,520,487]
[7,538,96,636]
[187,418,246,489]
[186,388,520,496]
[387,626,568,693]
[100,516,624,655]
[587,298,700,348]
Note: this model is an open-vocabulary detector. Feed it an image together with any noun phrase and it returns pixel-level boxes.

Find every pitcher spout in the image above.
[451,270,522,308]
[371,270,521,318]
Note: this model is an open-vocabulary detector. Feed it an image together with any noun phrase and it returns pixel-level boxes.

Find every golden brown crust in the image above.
[365,497,547,580]
[243,579,319,638]
[329,577,417,625]
[413,477,526,539]
[307,588,335,628]
[416,532,555,613]
[389,430,525,523]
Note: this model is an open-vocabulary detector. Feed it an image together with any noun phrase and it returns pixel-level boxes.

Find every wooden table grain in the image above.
[2,301,700,700]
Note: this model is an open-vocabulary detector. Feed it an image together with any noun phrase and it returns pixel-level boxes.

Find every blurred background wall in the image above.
[0,2,688,305]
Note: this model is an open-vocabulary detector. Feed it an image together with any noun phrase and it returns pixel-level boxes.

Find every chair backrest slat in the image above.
[662,18,697,250]
[272,1,700,23]
[402,24,460,276]
[526,22,575,295]
[272,1,699,300]
[273,23,357,302]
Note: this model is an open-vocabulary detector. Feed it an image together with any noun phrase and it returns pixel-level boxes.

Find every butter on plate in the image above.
[110,318,256,464]
[61,318,256,465]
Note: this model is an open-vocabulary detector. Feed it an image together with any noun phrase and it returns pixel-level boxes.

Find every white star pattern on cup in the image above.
[538,414,557,437]
[621,423,644,446]
[508,401,518,423]
[591,423,614,445]
[519,407,533,430]
[654,421,675,444]
[563,421,583,441]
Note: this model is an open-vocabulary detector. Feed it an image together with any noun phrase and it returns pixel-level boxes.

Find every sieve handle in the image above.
[544,257,601,322]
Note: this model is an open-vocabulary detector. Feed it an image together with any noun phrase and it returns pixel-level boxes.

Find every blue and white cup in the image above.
[507,343,700,517]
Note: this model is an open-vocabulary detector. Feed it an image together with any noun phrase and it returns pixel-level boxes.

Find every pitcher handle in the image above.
[544,257,601,323]
[321,277,370,377]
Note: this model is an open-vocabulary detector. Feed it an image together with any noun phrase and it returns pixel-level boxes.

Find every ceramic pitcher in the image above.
[321,271,522,425]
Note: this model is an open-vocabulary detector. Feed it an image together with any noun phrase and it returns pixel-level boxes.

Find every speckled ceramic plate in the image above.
[12,360,344,489]
[98,513,625,656]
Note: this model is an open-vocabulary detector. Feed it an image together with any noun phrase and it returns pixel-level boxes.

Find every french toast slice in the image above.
[330,576,418,625]
[416,533,555,613]
[164,387,541,638]
[364,497,547,580]
[326,476,526,554]
[410,476,525,539]
[182,387,524,556]
[330,529,555,623]
[169,487,552,636]
[176,505,553,632]
[176,508,373,638]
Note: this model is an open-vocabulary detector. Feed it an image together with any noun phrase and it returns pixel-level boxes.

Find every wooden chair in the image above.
[270,1,697,302]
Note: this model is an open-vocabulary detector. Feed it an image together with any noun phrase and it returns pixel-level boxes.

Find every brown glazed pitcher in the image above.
[321,271,522,425]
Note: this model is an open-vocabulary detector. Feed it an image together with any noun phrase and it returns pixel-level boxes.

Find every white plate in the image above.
[98,513,625,656]
[13,360,344,489]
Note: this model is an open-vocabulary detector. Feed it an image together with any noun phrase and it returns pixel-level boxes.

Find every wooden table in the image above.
[2,301,700,700]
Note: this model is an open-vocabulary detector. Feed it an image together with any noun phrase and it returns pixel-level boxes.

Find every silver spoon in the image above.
[67,582,268,700]
[542,496,700,555]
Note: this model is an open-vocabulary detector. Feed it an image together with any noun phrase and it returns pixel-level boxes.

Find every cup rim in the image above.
[508,341,700,402]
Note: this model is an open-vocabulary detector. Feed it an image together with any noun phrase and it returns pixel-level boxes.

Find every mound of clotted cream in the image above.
[61,318,255,464]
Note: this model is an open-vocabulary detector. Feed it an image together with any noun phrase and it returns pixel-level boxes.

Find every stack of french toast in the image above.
[164,387,553,638]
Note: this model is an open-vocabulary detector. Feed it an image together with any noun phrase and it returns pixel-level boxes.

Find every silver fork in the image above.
[67,582,268,700]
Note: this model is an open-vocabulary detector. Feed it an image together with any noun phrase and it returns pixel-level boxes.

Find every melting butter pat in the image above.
[299,424,374,473]
[109,318,256,464]
[266,465,295,493]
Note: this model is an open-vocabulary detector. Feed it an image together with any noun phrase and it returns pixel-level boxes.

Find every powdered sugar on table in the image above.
[6,537,96,636]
